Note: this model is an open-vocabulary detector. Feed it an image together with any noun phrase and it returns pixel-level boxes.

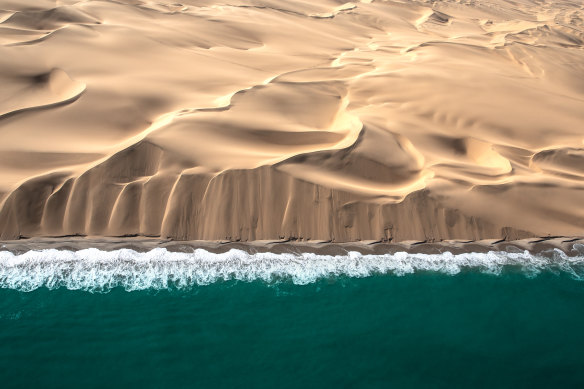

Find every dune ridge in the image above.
[0,0,583,242]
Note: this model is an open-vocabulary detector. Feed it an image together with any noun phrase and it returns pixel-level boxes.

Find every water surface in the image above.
[1,249,584,388]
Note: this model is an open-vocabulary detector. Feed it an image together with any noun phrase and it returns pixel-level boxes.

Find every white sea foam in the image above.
[0,245,583,292]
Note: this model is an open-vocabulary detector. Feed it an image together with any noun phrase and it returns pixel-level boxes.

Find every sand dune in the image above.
[0,0,583,241]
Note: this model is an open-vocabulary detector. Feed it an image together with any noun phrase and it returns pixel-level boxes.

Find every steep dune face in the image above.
[0,0,583,241]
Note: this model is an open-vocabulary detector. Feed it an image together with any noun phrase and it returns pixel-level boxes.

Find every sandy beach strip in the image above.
[1,236,583,256]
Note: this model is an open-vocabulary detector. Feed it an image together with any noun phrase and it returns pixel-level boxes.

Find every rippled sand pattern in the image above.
[0,0,583,241]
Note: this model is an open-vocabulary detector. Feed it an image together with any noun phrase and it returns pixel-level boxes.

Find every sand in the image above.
[0,0,583,242]
[1,236,583,257]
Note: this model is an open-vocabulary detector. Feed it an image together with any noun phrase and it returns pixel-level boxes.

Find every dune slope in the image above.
[0,0,583,241]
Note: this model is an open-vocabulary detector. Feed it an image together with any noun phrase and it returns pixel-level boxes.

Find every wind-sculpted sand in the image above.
[0,0,583,241]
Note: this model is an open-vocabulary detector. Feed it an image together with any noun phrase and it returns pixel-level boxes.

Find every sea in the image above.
[1,246,584,388]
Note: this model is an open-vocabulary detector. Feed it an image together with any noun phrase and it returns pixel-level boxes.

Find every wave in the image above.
[0,246,583,292]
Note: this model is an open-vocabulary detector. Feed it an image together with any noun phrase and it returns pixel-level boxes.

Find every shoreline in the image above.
[1,236,583,256]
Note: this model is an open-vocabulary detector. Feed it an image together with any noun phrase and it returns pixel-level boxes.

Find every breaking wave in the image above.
[0,246,583,292]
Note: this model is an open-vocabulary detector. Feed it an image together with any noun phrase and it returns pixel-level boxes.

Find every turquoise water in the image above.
[1,249,584,388]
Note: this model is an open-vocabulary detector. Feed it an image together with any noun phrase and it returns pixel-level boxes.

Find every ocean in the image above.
[1,247,584,388]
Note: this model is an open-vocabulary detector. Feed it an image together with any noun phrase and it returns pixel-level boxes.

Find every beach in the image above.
[2,236,584,255]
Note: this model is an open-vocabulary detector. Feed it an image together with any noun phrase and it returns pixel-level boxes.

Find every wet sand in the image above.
[1,236,583,256]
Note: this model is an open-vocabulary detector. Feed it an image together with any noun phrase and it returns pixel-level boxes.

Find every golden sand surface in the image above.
[0,0,583,241]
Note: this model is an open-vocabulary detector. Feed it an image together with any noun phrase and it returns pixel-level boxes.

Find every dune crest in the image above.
[0,0,583,241]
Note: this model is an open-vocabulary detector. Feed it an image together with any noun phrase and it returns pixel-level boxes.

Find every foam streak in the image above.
[0,246,583,292]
